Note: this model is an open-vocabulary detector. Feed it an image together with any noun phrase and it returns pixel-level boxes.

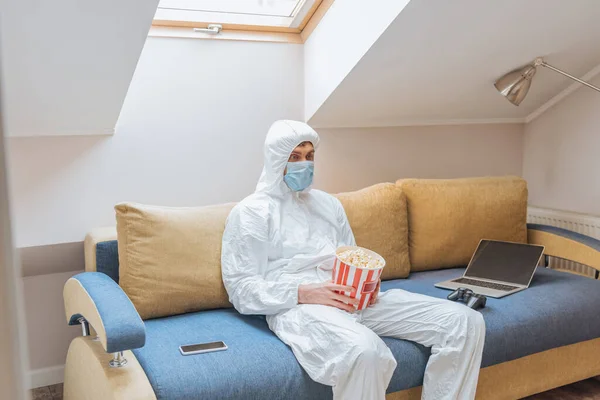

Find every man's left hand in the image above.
[369,279,381,306]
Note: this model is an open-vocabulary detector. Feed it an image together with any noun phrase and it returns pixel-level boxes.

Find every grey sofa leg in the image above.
[77,317,90,337]
[78,317,129,369]
[109,351,128,368]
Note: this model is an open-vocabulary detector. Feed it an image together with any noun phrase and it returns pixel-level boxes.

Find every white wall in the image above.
[523,74,600,216]
[24,271,81,382]
[316,124,524,193]
[0,93,29,399]
[8,37,304,248]
[303,0,409,122]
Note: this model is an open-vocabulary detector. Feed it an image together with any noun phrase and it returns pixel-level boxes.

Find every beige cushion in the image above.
[336,183,411,280]
[398,176,528,271]
[115,202,235,319]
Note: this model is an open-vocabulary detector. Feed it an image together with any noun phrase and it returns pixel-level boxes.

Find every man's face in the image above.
[284,141,314,174]
[289,141,315,162]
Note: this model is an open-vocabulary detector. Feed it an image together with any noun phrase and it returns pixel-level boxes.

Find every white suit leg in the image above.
[267,304,397,400]
[360,290,485,400]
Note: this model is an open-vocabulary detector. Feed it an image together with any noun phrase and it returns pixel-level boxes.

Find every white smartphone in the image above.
[179,341,228,356]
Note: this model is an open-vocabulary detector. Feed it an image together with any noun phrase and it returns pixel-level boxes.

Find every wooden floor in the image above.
[523,378,600,400]
[31,379,600,400]
[31,383,62,400]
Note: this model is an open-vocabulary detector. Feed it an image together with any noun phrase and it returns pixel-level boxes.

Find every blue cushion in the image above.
[68,272,146,353]
[132,267,600,399]
[381,267,600,369]
[96,240,119,283]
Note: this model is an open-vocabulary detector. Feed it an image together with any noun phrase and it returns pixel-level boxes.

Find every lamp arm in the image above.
[538,59,600,93]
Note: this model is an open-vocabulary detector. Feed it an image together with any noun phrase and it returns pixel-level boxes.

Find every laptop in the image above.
[435,239,545,298]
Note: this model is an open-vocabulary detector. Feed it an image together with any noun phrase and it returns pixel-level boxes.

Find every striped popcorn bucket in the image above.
[333,246,386,311]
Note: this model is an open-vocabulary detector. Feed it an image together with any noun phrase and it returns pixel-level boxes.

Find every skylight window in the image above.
[154,0,322,32]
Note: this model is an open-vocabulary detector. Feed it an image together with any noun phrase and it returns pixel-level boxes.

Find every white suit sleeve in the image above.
[334,197,357,247]
[221,203,299,315]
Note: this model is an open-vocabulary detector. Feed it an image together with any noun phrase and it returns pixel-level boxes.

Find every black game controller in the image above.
[447,287,487,309]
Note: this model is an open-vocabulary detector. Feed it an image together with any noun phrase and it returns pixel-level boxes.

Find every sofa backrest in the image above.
[397,176,528,271]
[84,176,528,319]
[84,184,412,319]
[84,226,119,282]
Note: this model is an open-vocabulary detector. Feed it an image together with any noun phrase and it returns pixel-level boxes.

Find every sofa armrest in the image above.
[527,223,600,272]
[64,272,145,353]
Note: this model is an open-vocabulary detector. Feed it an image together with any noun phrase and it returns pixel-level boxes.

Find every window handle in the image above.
[193,24,222,35]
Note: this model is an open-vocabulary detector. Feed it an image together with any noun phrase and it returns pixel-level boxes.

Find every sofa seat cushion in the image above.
[132,267,600,399]
[382,267,600,369]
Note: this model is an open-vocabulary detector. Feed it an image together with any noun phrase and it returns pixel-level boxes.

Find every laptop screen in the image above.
[465,240,544,286]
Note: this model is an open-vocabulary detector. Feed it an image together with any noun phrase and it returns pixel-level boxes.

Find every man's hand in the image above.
[368,279,381,306]
[298,281,359,312]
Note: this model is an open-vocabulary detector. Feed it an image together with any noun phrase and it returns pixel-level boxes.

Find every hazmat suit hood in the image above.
[221,119,354,316]
[256,120,320,196]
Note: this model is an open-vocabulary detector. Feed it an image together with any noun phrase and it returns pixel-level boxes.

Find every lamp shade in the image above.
[494,65,537,106]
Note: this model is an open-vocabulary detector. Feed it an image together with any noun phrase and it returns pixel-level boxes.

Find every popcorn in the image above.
[337,248,384,269]
[333,246,385,310]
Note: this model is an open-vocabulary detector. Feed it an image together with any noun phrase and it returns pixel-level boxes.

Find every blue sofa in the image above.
[63,221,600,400]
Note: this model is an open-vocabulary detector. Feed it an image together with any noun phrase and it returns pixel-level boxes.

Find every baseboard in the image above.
[28,365,64,389]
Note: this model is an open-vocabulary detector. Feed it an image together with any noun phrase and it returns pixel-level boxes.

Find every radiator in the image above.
[527,206,600,278]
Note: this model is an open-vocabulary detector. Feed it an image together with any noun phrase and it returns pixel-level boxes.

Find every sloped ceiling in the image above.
[303,0,410,122]
[3,0,598,134]
[0,0,159,137]
[308,0,600,128]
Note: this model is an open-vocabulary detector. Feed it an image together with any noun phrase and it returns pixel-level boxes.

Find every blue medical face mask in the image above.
[284,161,314,192]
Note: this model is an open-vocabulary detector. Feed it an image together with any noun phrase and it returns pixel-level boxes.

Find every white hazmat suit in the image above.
[221,120,486,400]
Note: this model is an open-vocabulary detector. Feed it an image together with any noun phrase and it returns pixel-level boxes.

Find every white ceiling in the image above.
[309,0,600,128]
[1,0,159,137]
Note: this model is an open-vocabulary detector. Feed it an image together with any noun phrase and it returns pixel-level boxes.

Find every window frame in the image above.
[151,0,333,42]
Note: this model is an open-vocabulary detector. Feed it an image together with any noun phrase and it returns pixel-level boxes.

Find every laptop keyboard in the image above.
[452,277,519,291]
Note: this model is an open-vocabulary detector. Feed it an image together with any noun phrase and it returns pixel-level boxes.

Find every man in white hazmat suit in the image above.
[221,120,486,400]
